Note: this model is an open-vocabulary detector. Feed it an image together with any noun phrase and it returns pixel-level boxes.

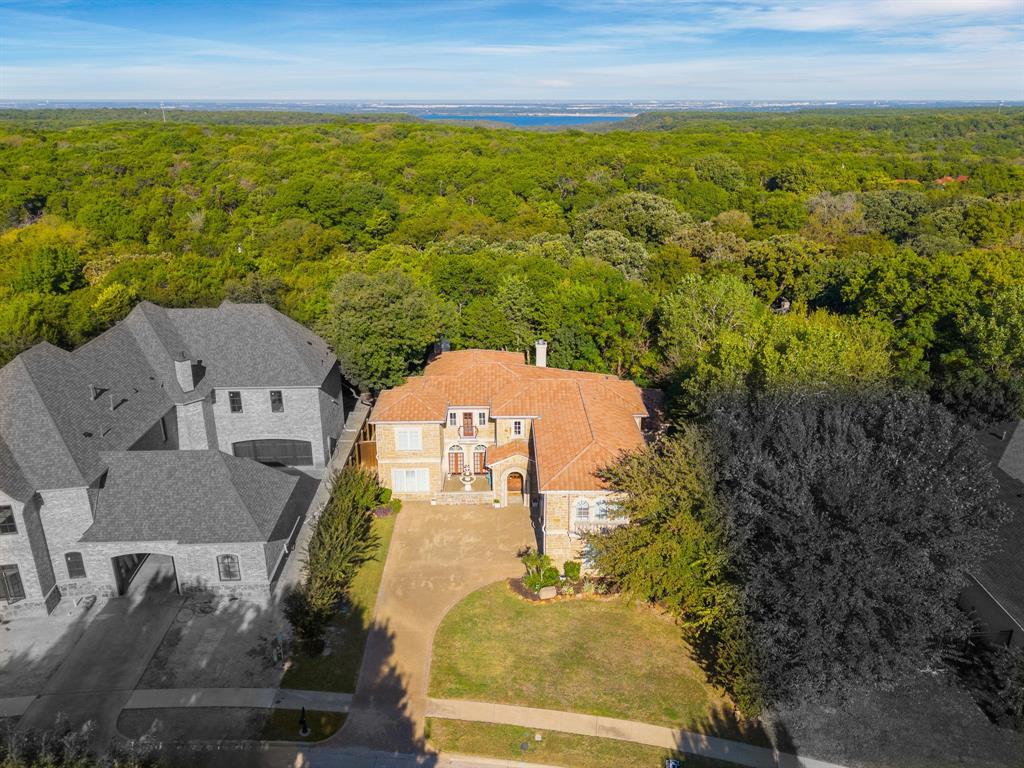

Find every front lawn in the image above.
[430,582,761,742]
[427,719,732,768]
[280,513,396,692]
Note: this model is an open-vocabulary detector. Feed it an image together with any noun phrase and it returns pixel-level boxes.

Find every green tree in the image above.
[319,270,443,391]
[90,281,138,327]
[578,191,690,244]
[580,229,650,280]
[593,391,1009,713]
[12,244,85,294]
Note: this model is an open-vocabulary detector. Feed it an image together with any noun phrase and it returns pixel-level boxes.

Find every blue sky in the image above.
[1,1,1021,100]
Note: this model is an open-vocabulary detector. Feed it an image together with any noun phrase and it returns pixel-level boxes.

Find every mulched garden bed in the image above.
[506,577,619,603]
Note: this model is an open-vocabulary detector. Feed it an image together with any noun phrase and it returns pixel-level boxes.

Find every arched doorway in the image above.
[506,471,525,506]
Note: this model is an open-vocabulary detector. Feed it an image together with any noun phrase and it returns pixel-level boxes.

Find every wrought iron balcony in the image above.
[457,425,478,440]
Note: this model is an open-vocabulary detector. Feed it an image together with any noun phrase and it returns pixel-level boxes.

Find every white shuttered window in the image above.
[395,427,422,451]
[391,468,429,492]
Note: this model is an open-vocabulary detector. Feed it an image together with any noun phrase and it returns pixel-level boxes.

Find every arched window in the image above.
[473,445,487,474]
[447,444,465,474]
[574,499,590,521]
[217,554,241,581]
[595,499,609,520]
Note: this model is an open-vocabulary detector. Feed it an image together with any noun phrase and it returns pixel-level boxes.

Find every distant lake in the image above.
[419,114,632,126]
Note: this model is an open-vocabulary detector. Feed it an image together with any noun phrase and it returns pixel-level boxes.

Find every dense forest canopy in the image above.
[1,108,1022,420]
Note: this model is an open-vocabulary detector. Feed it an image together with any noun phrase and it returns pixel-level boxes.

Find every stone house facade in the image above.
[0,301,345,616]
[371,344,657,564]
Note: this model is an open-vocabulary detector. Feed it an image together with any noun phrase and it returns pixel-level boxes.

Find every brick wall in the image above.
[540,490,619,566]
[38,487,95,599]
[375,422,444,500]
[210,386,329,466]
[496,417,532,445]
[0,493,51,611]
[61,539,274,599]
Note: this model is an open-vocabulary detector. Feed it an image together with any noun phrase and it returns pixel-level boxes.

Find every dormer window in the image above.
[229,391,243,413]
[513,420,523,437]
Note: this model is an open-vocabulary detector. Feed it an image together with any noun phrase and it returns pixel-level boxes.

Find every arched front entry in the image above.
[111,552,180,596]
[505,471,526,506]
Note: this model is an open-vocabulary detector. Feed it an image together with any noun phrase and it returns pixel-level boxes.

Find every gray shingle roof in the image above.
[0,301,337,498]
[0,345,113,490]
[0,436,33,502]
[165,301,335,390]
[82,450,300,544]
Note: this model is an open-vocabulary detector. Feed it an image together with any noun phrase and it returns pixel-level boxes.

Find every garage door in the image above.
[233,439,314,466]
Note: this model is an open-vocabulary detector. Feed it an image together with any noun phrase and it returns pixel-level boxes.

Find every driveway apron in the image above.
[17,556,184,752]
[336,501,535,753]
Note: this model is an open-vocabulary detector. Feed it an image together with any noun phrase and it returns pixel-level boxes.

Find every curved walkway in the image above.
[426,698,848,768]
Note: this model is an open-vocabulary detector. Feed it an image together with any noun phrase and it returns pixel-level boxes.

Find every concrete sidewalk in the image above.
[124,687,352,712]
[426,698,850,768]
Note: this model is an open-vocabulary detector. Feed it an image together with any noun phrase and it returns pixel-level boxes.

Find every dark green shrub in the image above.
[282,587,331,656]
[378,487,393,505]
[390,497,402,515]
[524,572,545,593]
[541,566,560,588]
[563,560,582,582]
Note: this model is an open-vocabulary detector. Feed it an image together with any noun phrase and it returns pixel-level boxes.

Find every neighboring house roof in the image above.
[976,420,1024,626]
[0,300,338,497]
[166,301,335,391]
[372,349,649,492]
[0,436,33,503]
[82,450,300,544]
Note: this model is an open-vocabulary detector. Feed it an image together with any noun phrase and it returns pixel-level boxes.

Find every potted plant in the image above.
[493,498,501,508]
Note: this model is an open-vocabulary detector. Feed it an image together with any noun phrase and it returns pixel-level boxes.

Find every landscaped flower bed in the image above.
[511,550,617,602]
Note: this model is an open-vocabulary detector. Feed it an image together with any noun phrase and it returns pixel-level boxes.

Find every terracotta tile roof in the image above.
[371,350,650,491]
[487,439,530,465]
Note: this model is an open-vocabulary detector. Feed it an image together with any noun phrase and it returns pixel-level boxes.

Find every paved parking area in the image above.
[336,501,536,753]
[0,605,100,698]
[138,592,286,690]
[16,556,184,751]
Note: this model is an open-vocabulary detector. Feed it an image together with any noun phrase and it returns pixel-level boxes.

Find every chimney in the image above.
[174,352,194,393]
[534,339,547,368]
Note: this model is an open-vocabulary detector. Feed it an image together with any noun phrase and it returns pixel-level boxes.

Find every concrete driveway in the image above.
[17,555,184,751]
[336,501,535,753]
